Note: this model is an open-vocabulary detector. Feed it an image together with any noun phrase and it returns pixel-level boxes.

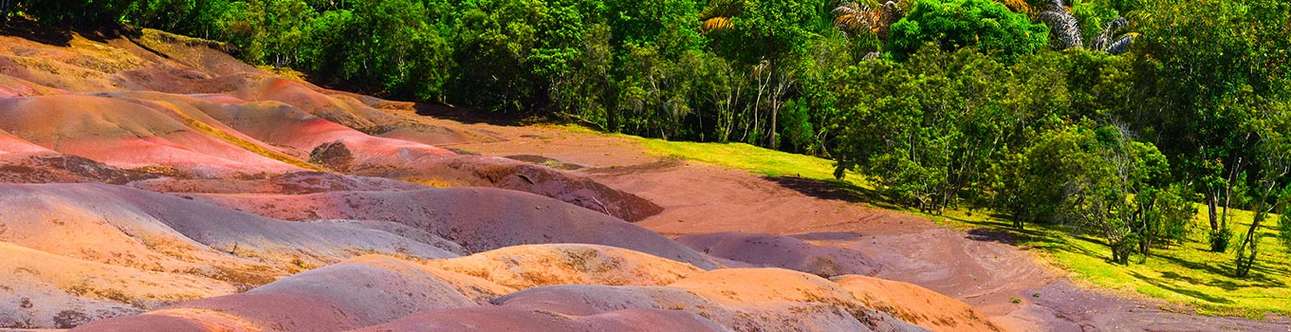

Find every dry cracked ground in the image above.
[0,27,1286,332]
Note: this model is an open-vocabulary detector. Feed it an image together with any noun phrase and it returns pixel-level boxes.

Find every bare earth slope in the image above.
[0,28,1006,331]
[6,25,1285,331]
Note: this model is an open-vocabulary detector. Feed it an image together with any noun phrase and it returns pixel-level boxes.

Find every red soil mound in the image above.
[354,307,727,332]
[835,275,1001,332]
[194,188,717,269]
[74,245,707,332]
[0,183,471,327]
[78,248,985,331]
[128,171,425,194]
[676,232,880,277]
[0,128,48,156]
[495,268,926,332]
[76,256,480,332]
[0,184,458,265]
[427,244,702,290]
[188,92,456,169]
[0,154,155,184]
[0,94,303,177]
[0,242,237,329]
[2,29,660,221]
[0,130,153,184]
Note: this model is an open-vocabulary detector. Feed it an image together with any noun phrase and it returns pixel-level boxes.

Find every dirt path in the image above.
[440,121,1291,332]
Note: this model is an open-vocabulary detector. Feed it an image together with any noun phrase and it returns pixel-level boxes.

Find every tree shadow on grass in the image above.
[1153,254,1286,289]
[1129,270,1236,305]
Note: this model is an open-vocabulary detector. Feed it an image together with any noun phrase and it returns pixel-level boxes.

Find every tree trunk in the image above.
[1206,193,1219,232]
[0,0,10,24]
[1234,212,1264,277]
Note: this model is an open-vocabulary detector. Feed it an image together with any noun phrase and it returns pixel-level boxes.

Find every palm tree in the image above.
[1037,0,1135,53]
[832,0,906,38]
[700,0,740,33]
[1089,17,1135,54]
[1038,0,1083,50]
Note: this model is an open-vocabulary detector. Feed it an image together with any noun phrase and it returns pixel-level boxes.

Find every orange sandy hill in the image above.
[0,27,999,331]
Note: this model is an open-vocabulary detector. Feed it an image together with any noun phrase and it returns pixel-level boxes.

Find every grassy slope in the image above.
[627,133,1289,318]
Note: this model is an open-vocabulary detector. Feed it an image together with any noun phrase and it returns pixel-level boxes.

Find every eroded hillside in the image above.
[0,28,1004,331]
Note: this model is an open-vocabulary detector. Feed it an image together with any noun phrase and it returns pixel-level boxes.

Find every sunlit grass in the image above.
[634,138,870,188]
[617,132,1290,319]
[933,208,1290,318]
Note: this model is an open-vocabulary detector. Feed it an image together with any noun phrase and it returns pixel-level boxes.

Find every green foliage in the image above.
[612,45,701,138]
[705,0,826,64]
[1280,206,1291,254]
[833,46,1092,214]
[299,0,453,100]
[1013,124,1174,263]
[1135,183,1198,258]
[121,0,234,37]
[1070,0,1120,45]
[887,0,1048,61]
[448,0,599,113]
[14,0,132,26]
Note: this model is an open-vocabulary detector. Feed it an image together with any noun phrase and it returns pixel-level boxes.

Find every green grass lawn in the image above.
[634,138,870,187]
[624,134,1290,319]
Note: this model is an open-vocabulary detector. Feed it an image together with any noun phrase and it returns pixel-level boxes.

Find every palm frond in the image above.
[1105,34,1134,54]
[703,16,733,32]
[832,2,876,33]
[1038,0,1082,50]
[1091,17,1130,52]
[832,1,906,37]
[1000,0,1032,15]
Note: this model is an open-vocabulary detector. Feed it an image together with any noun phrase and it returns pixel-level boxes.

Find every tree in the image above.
[886,0,1049,61]
[298,0,453,101]
[834,46,1015,213]
[702,0,827,146]
[1126,0,1291,253]
[598,0,705,132]
[0,0,12,23]
[16,0,132,27]
[1278,205,1291,256]
[1036,0,1082,50]
[449,0,603,113]
[1134,183,1196,258]
[126,0,234,36]
[1015,125,1172,264]
[1233,101,1291,277]
[613,45,699,139]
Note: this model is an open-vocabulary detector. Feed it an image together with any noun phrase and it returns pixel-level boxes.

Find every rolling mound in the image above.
[0,183,460,327]
[0,128,48,155]
[427,244,703,290]
[355,307,729,332]
[192,189,717,269]
[0,28,658,220]
[833,275,1000,332]
[75,247,999,332]
[0,94,305,177]
[676,232,881,277]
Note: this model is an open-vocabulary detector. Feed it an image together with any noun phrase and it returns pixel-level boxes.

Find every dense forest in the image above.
[2,0,1289,274]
